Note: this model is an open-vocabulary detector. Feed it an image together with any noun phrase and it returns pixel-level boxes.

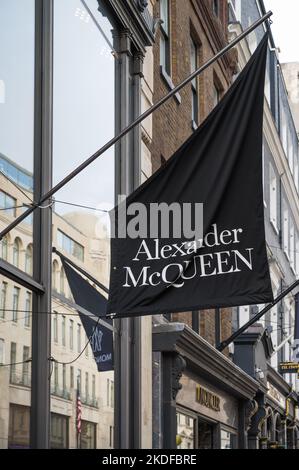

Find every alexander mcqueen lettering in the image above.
[123,224,253,288]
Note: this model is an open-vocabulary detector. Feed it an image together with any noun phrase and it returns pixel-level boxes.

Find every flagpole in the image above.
[217,280,299,352]
[0,11,273,241]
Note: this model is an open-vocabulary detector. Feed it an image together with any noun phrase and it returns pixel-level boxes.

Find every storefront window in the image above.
[177,412,195,449]
[220,429,237,449]
[198,418,214,449]
[51,0,116,449]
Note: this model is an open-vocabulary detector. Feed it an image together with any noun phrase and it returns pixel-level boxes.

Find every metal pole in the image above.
[217,280,299,352]
[0,11,273,241]
[30,0,53,449]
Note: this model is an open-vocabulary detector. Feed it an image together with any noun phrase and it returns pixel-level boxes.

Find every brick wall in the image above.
[151,0,236,350]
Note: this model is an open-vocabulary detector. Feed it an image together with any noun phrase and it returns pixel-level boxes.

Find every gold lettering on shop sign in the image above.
[195,385,220,412]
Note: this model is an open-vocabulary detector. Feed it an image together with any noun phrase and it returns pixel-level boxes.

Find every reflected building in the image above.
[0,152,114,449]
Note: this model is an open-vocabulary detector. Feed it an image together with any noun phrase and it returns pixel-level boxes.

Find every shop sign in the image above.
[195,385,220,412]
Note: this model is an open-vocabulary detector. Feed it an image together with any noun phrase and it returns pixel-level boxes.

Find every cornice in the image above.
[153,323,260,400]
[101,0,154,53]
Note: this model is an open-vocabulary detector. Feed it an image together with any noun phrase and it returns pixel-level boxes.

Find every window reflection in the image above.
[177,412,195,449]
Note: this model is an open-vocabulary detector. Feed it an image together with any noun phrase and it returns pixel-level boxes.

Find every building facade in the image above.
[0,0,155,449]
[150,0,299,449]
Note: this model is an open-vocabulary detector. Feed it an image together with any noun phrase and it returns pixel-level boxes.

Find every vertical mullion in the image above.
[30,0,53,449]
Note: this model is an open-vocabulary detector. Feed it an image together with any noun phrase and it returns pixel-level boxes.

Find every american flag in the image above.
[76,380,82,436]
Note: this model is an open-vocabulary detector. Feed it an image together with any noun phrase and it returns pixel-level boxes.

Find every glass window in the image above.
[70,366,74,389]
[80,421,96,449]
[53,313,58,343]
[213,82,221,108]
[220,429,237,449]
[0,236,9,261]
[0,191,16,217]
[62,315,66,346]
[60,267,65,295]
[57,230,84,262]
[62,364,66,390]
[290,219,295,269]
[177,412,195,449]
[12,238,21,268]
[69,319,74,350]
[10,342,17,383]
[283,202,289,257]
[8,404,30,449]
[270,163,278,229]
[24,291,32,328]
[190,38,199,126]
[212,0,219,17]
[50,413,69,449]
[85,372,89,398]
[12,287,20,322]
[92,374,96,398]
[0,280,8,318]
[0,338,4,364]
[25,244,33,275]
[160,0,170,75]
[77,324,81,353]
[22,346,30,386]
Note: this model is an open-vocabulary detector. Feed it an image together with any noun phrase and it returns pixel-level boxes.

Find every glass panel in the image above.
[198,418,214,449]
[52,0,116,448]
[220,429,236,449]
[0,0,35,269]
[177,412,195,449]
[0,277,32,448]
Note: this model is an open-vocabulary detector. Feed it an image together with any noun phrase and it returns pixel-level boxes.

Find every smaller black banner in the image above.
[62,259,113,372]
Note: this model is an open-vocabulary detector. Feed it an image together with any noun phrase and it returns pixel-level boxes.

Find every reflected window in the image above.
[52,260,59,291]
[13,238,21,268]
[160,0,171,75]
[0,235,9,261]
[57,230,84,262]
[60,267,65,295]
[0,281,8,318]
[12,286,20,322]
[25,244,33,274]
[8,404,30,449]
[24,291,31,328]
[221,429,237,449]
[0,190,16,217]
[80,421,96,449]
[177,412,195,449]
[50,413,69,449]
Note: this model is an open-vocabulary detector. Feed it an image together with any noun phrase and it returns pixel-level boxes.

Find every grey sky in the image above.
[265,0,299,63]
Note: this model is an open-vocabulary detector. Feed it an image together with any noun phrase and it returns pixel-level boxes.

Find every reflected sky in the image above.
[53,0,115,212]
[0,0,115,214]
[0,0,35,172]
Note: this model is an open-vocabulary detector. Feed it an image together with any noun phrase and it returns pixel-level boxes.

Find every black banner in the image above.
[107,33,273,318]
[62,259,113,371]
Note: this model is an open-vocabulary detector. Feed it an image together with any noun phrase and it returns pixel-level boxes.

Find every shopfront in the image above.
[234,324,299,449]
[152,322,260,449]
[176,375,239,449]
